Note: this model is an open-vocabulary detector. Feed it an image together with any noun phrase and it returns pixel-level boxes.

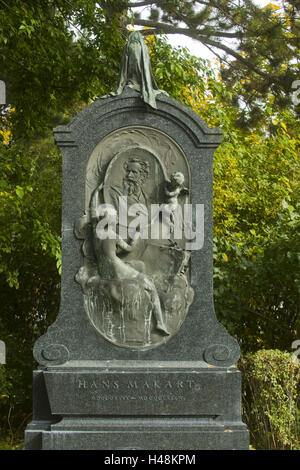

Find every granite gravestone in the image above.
[0,340,5,364]
[24,32,249,450]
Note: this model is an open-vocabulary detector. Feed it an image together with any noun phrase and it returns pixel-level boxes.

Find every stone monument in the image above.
[24,32,249,450]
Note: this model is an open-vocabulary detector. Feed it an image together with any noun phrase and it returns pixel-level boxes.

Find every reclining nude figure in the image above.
[93,206,169,336]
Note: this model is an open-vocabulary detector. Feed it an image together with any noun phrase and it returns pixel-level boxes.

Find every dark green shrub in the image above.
[239,349,300,450]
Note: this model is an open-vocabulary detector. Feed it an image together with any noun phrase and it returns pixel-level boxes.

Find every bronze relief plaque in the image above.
[75,126,194,349]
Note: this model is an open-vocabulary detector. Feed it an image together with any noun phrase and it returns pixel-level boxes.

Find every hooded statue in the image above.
[104,31,167,109]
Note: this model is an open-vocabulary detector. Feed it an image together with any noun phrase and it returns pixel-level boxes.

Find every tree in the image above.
[146,35,299,351]
[1,1,299,134]
[0,0,126,139]
[128,1,300,123]
[0,132,62,441]
[182,61,300,352]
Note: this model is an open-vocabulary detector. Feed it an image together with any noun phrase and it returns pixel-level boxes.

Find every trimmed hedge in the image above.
[239,349,300,450]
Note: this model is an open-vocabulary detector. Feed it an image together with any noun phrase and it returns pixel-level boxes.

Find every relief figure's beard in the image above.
[123,178,141,196]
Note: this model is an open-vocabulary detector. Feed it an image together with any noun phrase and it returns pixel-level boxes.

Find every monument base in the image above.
[24,361,249,450]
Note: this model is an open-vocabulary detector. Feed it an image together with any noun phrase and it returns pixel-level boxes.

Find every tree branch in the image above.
[134,19,246,39]
[200,36,267,78]
[202,42,229,65]
[134,19,196,35]
[196,29,242,38]
[128,0,212,6]
[133,19,269,78]
[128,1,158,7]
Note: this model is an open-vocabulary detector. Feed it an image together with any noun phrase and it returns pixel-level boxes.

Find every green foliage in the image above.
[0,364,23,450]
[0,0,126,138]
[172,59,300,352]
[129,0,300,126]
[146,35,208,102]
[0,132,62,436]
[0,135,62,287]
[214,205,300,352]
[0,364,11,400]
[239,350,300,450]
[0,364,25,448]
[211,114,300,351]
[219,1,300,126]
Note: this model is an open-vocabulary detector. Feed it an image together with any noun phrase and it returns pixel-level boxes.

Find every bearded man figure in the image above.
[108,157,150,216]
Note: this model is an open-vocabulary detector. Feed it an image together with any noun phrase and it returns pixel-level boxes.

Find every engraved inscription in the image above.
[76,377,196,405]
[77,378,198,391]
[44,371,227,416]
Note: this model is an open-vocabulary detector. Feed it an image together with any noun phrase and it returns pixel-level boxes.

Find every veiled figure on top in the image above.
[106,31,167,109]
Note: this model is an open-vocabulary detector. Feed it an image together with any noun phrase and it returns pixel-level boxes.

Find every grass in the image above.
[0,432,24,450]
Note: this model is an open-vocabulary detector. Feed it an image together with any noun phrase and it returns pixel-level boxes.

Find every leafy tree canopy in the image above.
[129,0,300,125]
[0,0,299,135]
[0,0,126,138]
[153,34,300,351]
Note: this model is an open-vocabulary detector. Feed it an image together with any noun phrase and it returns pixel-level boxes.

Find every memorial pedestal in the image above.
[25,361,248,450]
